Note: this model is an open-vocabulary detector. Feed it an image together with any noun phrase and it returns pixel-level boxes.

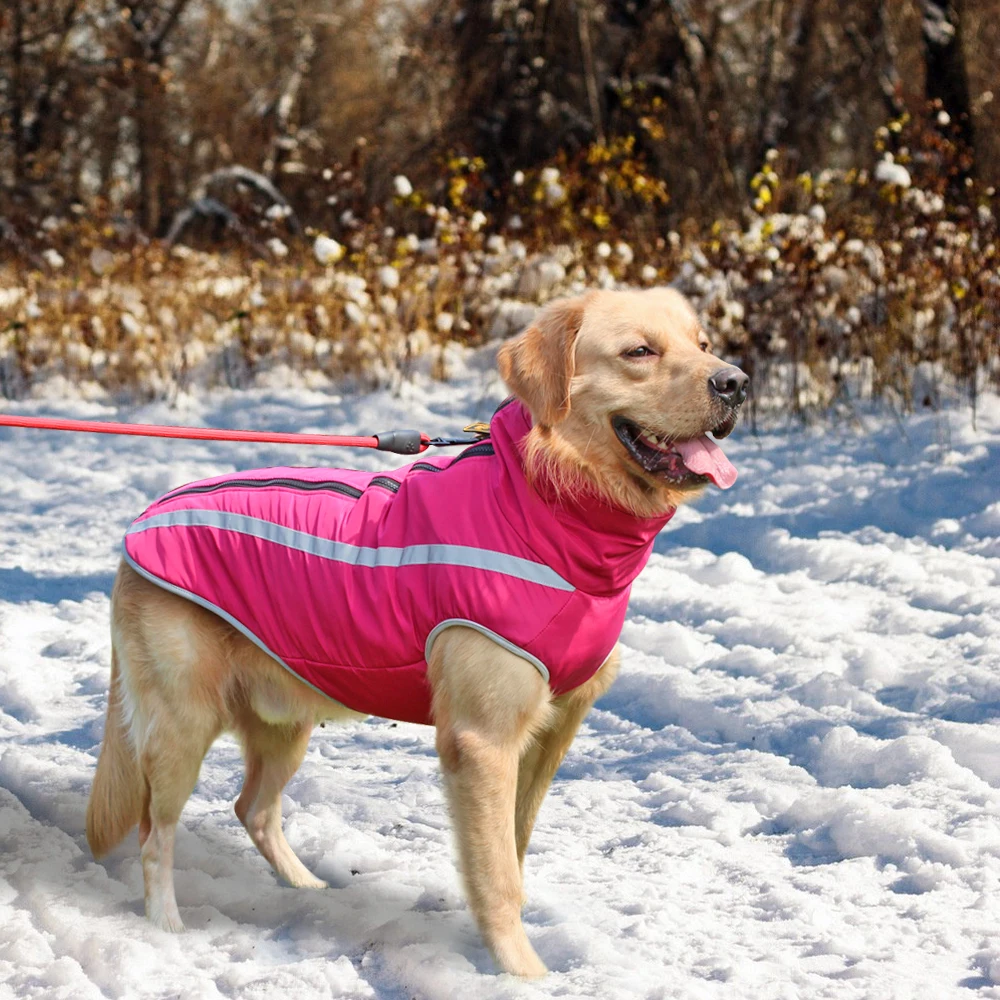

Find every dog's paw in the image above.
[492,934,548,978]
[148,906,185,933]
[288,874,328,890]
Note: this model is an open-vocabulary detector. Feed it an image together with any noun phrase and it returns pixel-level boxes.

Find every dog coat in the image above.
[123,399,675,724]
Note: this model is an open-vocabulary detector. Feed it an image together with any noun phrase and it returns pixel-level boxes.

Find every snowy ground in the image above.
[1,354,999,1000]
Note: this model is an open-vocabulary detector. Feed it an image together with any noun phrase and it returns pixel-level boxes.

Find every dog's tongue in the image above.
[675,435,737,489]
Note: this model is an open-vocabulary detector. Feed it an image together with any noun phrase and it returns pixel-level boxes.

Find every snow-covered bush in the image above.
[1,116,996,411]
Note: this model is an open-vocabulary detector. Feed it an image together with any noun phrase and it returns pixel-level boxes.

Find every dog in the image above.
[86,287,748,977]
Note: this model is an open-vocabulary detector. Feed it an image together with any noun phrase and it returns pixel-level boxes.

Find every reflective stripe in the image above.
[126,508,575,592]
[424,619,551,683]
[120,549,358,713]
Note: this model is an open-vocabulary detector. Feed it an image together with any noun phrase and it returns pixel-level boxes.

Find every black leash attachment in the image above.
[425,422,492,449]
[374,422,491,455]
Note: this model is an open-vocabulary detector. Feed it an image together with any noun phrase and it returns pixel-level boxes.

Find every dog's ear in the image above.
[497,296,586,427]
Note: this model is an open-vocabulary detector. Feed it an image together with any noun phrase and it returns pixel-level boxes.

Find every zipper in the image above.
[164,474,409,502]
[452,442,495,463]
[164,448,487,503]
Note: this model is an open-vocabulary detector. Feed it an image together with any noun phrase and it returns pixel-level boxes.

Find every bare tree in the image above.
[921,0,975,153]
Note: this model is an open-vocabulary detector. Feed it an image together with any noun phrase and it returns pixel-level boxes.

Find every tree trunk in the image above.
[135,61,163,234]
[762,0,816,166]
[921,1,974,154]
[11,0,25,190]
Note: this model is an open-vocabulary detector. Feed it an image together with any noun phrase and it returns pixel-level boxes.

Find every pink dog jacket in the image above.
[123,400,676,725]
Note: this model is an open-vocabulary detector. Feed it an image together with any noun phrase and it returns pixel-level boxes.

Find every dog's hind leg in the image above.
[137,709,221,932]
[514,646,621,877]
[233,716,326,889]
[429,625,554,978]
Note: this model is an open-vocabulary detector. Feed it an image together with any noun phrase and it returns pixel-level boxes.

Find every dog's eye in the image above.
[623,346,655,358]
[699,342,710,353]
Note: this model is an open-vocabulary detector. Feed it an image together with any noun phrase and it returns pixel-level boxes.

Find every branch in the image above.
[169,167,302,238]
[165,197,263,251]
[150,0,191,53]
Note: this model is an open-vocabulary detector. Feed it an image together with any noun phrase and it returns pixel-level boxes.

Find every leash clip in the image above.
[425,421,492,449]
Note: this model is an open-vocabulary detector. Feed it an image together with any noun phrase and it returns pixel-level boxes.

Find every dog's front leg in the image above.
[514,646,621,877]
[428,626,552,978]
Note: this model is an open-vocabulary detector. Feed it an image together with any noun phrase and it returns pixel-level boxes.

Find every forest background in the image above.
[1,0,997,417]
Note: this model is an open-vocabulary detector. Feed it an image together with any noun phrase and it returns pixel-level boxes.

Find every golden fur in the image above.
[86,287,744,977]
[499,288,737,517]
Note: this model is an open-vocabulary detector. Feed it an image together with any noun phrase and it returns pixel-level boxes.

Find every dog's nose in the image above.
[708,366,749,406]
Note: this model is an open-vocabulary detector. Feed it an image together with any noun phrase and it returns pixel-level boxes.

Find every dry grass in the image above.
[3,120,997,414]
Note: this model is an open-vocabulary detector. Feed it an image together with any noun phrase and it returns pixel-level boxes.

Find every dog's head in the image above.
[497,288,748,517]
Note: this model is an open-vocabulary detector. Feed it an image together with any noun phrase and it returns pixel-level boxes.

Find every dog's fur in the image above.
[87,287,743,977]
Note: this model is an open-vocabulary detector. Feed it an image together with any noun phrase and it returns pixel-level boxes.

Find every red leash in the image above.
[0,413,442,455]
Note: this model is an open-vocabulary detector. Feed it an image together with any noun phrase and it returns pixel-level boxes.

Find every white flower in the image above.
[815,240,837,264]
[843,239,865,255]
[540,167,560,185]
[486,234,506,253]
[89,247,115,276]
[322,168,333,181]
[596,241,612,259]
[809,203,827,224]
[120,313,141,337]
[267,237,288,258]
[65,342,91,367]
[615,242,634,265]
[764,246,780,262]
[265,203,291,220]
[393,175,413,197]
[513,170,525,186]
[435,312,455,334]
[408,329,432,355]
[469,210,487,233]
[875,159,911,189]
[378,265,400,290]
[507,215,523,230]
[313,235,345,265]
[42,248,64,270]
[937,110,951,126]
[641,264,658,283]
[544,182,565,206]
[334,274,369,306]
[344,301,366,326]
[289,331,316,356]
[404,233,420,252]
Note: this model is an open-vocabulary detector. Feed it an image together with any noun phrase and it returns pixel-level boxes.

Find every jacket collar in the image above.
[488,399,674,595]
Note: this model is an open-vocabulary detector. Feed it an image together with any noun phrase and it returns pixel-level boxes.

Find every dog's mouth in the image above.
[612,415,739,489]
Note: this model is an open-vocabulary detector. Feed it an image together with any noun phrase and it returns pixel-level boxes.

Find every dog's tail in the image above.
[86,649,145,858]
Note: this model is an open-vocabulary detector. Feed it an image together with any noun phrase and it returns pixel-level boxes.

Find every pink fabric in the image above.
[124,400,674,724]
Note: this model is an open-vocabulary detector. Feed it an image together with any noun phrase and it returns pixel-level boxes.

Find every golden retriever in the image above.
[86,287,747,977]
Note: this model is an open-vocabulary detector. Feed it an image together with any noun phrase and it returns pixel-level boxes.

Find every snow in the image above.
[1,352,999,998]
